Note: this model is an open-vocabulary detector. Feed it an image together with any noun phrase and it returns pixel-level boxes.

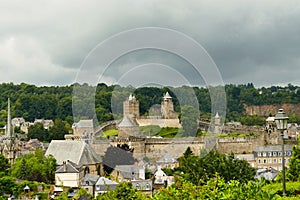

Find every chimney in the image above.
[63,161,67,172]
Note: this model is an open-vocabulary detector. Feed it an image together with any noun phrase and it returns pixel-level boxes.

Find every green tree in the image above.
[0,154,9,174]
[48,118,69,141]
[11,150,57,183]
[176,150,256,185]
[96,182,146,200]
[0,176,17,196]
[180,105,200,137]
[27,122,48,141]
[287,146,300,181]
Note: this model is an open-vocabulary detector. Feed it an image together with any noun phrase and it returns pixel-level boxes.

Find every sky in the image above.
[0,0,300,88]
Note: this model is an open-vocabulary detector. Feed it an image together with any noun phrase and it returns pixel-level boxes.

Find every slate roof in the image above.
[45,140,102,165]
[118,116,135,127]
[254,145,293,152]
[55,160,82,173]
[75,120,94,128]
[115,165,144,179]
[95,177,118,192]
[131,180,152,191]
[81,174,100,186]
[255,167,279,180]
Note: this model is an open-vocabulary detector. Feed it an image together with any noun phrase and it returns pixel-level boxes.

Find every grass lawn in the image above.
[104,129,119,136]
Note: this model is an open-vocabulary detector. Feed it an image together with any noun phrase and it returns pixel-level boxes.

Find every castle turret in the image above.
[161,92,177,119]
[123,94,139,121]
[118,116,140,138]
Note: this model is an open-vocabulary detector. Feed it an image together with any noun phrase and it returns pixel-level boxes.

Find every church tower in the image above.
[6,98,13,137]
[2,98,18,164]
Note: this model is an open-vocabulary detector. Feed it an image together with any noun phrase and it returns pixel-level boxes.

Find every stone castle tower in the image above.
[161,92,178,119]
[123,94,139,122]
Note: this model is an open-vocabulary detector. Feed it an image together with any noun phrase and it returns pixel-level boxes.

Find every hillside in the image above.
[0,82,300,126]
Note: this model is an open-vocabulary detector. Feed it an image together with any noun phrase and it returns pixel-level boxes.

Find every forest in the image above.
[1,82,300,127]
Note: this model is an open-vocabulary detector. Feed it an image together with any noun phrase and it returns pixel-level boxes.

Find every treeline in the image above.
[1,82,300,126]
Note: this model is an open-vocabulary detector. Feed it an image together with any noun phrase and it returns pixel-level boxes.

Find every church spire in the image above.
[6,98,12,137]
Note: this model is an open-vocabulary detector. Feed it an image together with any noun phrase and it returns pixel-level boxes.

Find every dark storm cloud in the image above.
[0,0,299,87]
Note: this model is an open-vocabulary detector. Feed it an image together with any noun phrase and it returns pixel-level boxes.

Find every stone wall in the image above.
[91,132,288,161]
[136,118,181,128]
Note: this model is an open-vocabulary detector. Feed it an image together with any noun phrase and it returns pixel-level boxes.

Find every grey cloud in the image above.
[0,0,299,87]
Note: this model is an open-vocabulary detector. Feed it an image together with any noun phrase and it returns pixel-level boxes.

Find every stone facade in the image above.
[123,94,140,120]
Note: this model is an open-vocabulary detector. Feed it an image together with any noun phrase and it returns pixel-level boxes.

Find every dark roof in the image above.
[95,177,118,192]
[115,165,144,179]
[56,160,82,173]
[118,116,135,127]
[81,174,100,186]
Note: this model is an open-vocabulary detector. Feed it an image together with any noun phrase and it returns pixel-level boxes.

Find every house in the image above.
[235,154,255,168]
[153,166,174,191]
[255,167,279,180]
[111,165,145,182]
[34,119,54,129]
[132,179,153,198]
[253,145,293,170]
[156,154,179,169]
[72,119,94,139]
[94,177,118,197]
[45,140,102,175]
[55,160,84,188]
[11,117,25,127]
[81,174,100,196]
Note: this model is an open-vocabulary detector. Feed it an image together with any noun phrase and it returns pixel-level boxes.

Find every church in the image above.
[0,98,21,164]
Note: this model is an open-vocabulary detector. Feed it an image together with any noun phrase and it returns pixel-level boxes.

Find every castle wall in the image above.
[91,132,290,161]
[136,118,181,128]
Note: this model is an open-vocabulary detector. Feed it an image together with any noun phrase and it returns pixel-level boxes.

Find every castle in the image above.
[117,92,181,138]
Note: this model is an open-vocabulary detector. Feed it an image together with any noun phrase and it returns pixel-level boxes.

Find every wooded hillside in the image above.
[1,82,300,126]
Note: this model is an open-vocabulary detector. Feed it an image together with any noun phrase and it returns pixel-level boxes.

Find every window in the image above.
[258,159,261,164]
[263,159,266,164]
[273,152,277,156]
[258,152,262,157]
[279,158,282,163]
[263,152,267,157]
[268,152,272,157]
[146,183,150,190]
[136,183,140,190]
[274,159,277,163]
[278,152,282,156]
[287,151,292,156]
[268,159,272,164]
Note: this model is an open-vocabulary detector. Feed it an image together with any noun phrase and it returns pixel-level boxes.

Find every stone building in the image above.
[45,140,102,175]
[161,92,178,119]
[253,145,293,170]
[117,116,140,138]
[123,94,140,121]
[55,160,84,188]
[0,98,20,164]
[122,93,181,128]
[72,119,94,140]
